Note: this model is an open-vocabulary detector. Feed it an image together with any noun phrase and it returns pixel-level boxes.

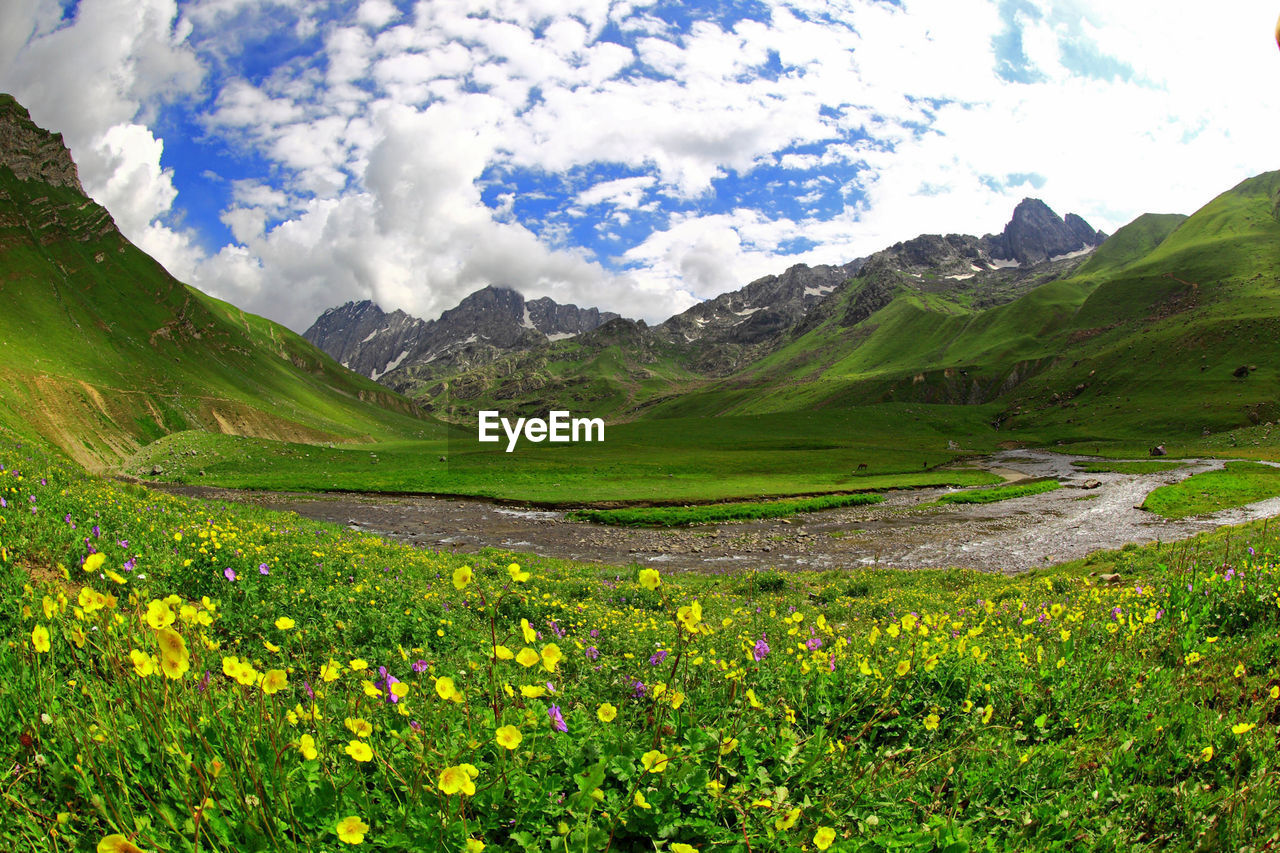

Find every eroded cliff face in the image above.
[0,94,86,193]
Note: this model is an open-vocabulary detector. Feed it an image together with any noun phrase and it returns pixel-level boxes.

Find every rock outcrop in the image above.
[981,198,1107,265]
[0,94,85,193]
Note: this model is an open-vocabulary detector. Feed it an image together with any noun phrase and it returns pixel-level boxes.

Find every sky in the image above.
[3,1,1278,332]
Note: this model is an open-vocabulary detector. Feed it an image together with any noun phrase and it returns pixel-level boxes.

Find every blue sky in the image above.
[3,0,1279,330]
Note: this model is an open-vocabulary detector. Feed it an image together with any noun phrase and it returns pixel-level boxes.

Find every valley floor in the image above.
[150,450,1280,574]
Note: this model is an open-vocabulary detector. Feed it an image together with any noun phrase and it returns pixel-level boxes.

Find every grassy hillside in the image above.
[638,172,1280,446]
[0,145,437,470]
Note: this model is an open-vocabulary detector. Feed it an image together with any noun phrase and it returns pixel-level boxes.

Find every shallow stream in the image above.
[151,450,1280,575]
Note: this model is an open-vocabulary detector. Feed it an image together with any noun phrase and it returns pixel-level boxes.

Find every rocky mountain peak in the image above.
[981,198,1107,265]
[304,286,621,387]
[0,94,85,193]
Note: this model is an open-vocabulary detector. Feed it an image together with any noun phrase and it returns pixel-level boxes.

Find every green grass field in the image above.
[1072,459,1187,475]
[930,478,1062,505]
[6,433,1280,850]
[1142,461,1280,518]
[566,492,887,527]
[121,405,1005,504]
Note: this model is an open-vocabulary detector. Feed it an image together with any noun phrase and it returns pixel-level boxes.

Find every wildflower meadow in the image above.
[2,435,1280,851]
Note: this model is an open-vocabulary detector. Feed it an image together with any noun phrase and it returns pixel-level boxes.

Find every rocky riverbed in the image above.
[148,450,1280,575]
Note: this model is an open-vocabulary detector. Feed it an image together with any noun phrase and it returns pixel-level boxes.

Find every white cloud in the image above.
[357,0,399,30]
[575,175,657,208]
[0,0,203,279]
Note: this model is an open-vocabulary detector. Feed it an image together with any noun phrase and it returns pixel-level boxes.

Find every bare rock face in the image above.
[650,260,864,374]
[303,286,620,386]
[0,94,85,193]
[981,199,1107,265]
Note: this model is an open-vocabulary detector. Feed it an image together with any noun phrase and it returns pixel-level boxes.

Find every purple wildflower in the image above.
[92,525,100,538]
[259,563,270,575]
[650,650,668,666]
[412,659,429,673]
[0,497,6,508]
[223,568,236,582]
[548,704,567,733]
[123,557,136,571]
[753,634,770,662]
[589,628,600,638]
[806,636,823,651]
[632,680,647,699]
[585,646,599,661]
[197,671,211,693]
[304,680,315,700]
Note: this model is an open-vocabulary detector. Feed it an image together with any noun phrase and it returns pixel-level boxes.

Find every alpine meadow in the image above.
[3,3,1280,852]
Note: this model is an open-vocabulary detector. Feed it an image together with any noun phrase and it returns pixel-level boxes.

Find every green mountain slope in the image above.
[0,95,435,469]
[428,169,1280,453]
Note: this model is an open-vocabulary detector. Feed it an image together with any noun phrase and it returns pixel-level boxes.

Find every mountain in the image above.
[653,261,864,374]
[406,175,1280,447]
[0,93,432,470]
[980,198,1108,265]
[412,198,1110,419]
[304,286,619,389]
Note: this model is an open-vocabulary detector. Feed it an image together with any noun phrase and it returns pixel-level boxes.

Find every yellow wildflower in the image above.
[97,835,147,853]
[495,725,523,750]
[156,628,190,680]
[640,749,668,774]
[438,763,478,796]
[344,740,373,762]
[130,649,154,677]
[452,566,472,590]
[335,815,369,845]
[435,677,463,703]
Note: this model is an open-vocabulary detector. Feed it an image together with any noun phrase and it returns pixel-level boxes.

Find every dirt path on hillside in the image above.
[147,450,1280,575]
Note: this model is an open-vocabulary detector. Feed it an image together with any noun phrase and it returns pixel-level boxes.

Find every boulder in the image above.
[1149,445,1167,457]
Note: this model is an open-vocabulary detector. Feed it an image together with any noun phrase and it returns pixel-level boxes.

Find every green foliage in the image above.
[4,436,1280,851]
[1143,461,1280,518]
[1072,459,1186,475]
[931,478,1061,505]
[121,411,1002,505]
[567,492,885,527]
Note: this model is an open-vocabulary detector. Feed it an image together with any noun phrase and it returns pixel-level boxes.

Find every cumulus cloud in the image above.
[0,0,202,277]
[3,0,1279,334]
